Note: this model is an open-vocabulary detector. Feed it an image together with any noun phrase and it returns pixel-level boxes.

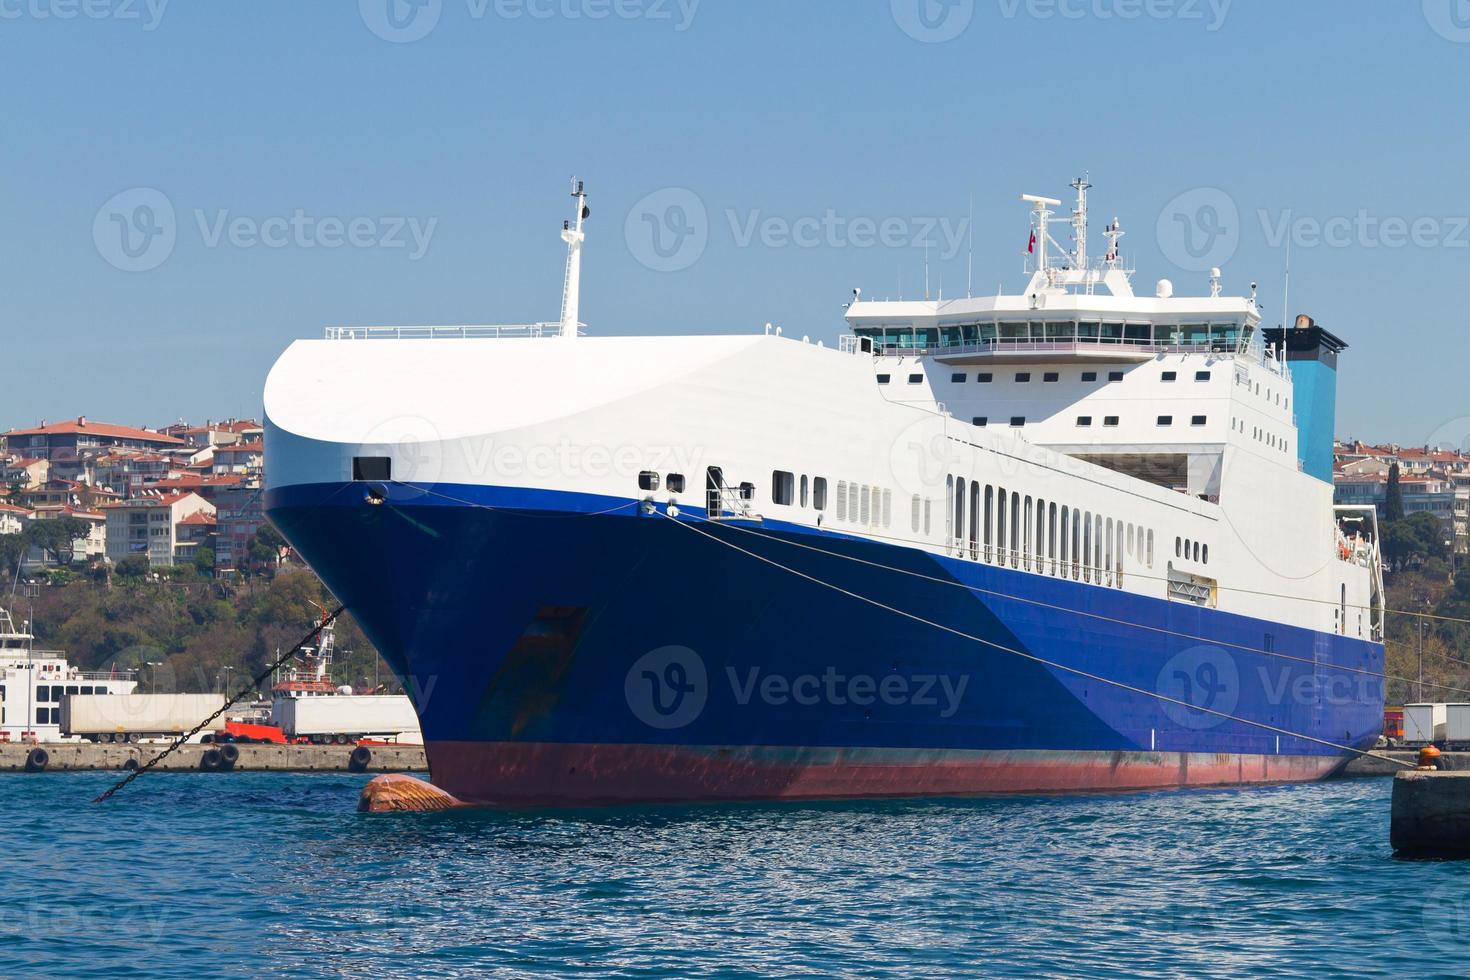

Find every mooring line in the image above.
[660,511,1412,770]
[92,605,346,803]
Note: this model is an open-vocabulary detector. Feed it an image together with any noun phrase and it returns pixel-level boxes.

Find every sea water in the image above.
[1,773,1466,978]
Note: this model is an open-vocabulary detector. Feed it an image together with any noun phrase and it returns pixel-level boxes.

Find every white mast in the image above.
[1070,173,1091,269]
[559,178,588,340]
[1021,193,1062,272]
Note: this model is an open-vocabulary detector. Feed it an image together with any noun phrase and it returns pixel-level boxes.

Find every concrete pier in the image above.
[0,742,426,773]
[1338,751,1470,777]
[1391,771,1470,858]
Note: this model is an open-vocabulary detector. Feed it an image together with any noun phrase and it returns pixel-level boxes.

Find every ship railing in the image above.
[871,338,1234,358]
[324,323,585,340]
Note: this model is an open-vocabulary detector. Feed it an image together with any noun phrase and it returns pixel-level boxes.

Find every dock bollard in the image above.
[1391,771,1470,858]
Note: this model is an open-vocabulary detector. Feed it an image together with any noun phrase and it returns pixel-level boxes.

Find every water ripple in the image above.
[1,774,1467,978]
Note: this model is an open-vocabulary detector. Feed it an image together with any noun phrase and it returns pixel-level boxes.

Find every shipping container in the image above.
[1445,704,1470,751]
[61,694,226,742]
[1403,703,1448,746]
[272,695,420,744]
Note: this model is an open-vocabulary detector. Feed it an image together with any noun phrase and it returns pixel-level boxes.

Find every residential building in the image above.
[102,492,215,568]
[0,502,32,536]
[24,506,107,568]
[2,418,184,470]
[213,487,266,574]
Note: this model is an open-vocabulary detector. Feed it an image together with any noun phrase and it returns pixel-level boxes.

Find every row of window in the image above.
[771,471,830,511]
[970,415,1211,429]
[880,368,1216,387]
[943,476,1156,588]
[1176,536,1209,564]
[638,472,688,494]
[32,684,110,703]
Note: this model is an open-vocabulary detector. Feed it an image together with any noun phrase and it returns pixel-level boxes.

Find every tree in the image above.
[25,517,91,567]
[1385,462,1405,523]
[193,547,216,578]
[115,555,151,581]
[0,533,25,578]
[1383,512,1449,571]
[246,522,288,578]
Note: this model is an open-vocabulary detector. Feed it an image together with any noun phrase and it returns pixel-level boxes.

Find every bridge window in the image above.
[1010,417,1026,427]
[1108,371,1124,382]
[1015,372,1031,383]
[877,374,891,384]
[1081,371,1098,382]
[907,374,923,384]
[951,373,967,383]
[1104,416,1119,427]
[1043,372,1059,383]
[978,373,993,383]
[1077,416,1093,427]
[1195,371,1211,381]
[972,417,988,427]
[1162,371,1177,382]
[1191,416,1207,426]
[1157,416,1173,426]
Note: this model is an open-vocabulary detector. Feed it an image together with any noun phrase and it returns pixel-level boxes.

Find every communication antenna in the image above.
[559,178,589,340]
[966,191,974,297]
[1282,234,1292,336]
[1070,173,1091,269]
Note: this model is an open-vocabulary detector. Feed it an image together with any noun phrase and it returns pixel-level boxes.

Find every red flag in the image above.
[1026,231,1036,254]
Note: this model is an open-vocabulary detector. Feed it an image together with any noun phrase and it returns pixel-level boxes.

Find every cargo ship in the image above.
[263,177,1386,806]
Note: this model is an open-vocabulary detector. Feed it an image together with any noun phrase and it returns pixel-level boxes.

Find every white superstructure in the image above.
[265,178,1383,643]
[0,604,136,743]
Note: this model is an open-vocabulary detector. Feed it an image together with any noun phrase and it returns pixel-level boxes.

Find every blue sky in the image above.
[3,0,1467,446]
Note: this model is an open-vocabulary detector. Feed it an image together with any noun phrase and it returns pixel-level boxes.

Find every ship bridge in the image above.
[843,178,1301,502]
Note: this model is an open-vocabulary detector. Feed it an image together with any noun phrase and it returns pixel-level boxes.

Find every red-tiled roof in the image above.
[0,503,32,515]
[213,442,264,454]
[3,420,184,444]
[178,512,217,526]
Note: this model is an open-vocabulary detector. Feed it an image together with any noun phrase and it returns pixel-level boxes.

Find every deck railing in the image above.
[325,323,583,340]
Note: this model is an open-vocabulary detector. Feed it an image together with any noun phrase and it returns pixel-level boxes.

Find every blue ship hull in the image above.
[266,481,1384,805]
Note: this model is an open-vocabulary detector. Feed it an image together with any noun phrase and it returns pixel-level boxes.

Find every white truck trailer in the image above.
[1444,704,1470,751]
[61,693,226,743]
[272,695,421,744]
[1403,703,1448,747]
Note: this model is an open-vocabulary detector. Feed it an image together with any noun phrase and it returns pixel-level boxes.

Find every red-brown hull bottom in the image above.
[425,741,1347,808]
